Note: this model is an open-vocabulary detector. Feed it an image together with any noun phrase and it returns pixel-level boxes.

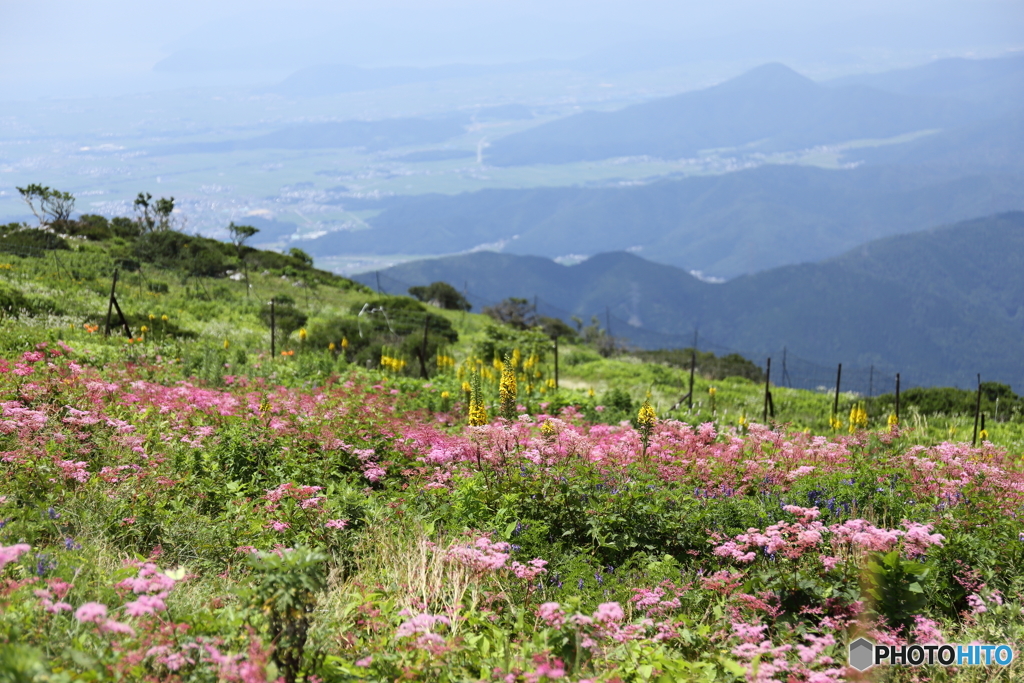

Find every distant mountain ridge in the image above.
[483,63,983,166]
[827,53,1024,114]
[353,212,1024,389]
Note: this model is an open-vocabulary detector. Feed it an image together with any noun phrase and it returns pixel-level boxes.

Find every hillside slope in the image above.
[355,212,1024,388]
[310,164,1024,278]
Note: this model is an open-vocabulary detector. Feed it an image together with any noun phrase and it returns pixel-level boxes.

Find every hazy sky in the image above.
[2,0,1022,98]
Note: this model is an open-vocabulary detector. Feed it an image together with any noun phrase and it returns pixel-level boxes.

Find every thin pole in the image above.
[104,269,119,337]
[972,374,982,446]
[687,349,696,410]
[375,271,381,294]
[553,335,559,389]
[270,299,276,358]
[419,315,430,379]
[782,346,791,387]
[895,373,901,425]
[833,363,842,419]
[763,358,771,423]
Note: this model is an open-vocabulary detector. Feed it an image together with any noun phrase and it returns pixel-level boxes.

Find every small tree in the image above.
[408,281,471,311]
[134,192,175,233]
[288,247,313,267]
[228,222,259,296]
[16,184,75,227]
[482,297,535,329]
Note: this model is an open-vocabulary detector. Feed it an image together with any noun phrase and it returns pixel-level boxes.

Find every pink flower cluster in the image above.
[713,506,945,565]
[511,558,547,581]
[116,561,181,618]
[0,542,31,571]
[447,536,511,574]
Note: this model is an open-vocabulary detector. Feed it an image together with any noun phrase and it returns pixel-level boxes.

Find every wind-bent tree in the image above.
[133,192,175,233]
[16,184,75,226]
[228,222,259,297]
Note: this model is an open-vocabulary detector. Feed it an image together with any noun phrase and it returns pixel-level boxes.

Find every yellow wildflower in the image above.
[637,399,656,461]
[223,339,230,349]
[499,356,517,421]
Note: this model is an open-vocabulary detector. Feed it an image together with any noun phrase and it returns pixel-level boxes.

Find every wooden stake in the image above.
[553,335,559,389]
[104,269,119,337]
[687,349,696,410]
[418,315,430,379]
[833,363,842,420]
[895,373,901,425]
[270,299,276,358]
[111,296,132,338]
[763,357,771,423]
[972,374,982,446]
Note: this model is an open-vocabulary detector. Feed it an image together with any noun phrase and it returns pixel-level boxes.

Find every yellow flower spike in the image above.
[298,328,307,341]
[637,399,657,461]
[223,339,230,350]
[979,428,989,441]
[461,381,472,393]
[588,388,595,398]
[148,314,155,321]
[499,356,518,421]
[161,314,168,322]
[441,391,450,399]
[140,326,148,333]
[341,337,349,350]
[540,421,557,439]
[468,370,488,426]
[328,342,336,351]
[887,413,899,427]
[708,387,717,396]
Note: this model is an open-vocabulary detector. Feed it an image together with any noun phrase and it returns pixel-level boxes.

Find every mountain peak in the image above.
[714,62,818,94]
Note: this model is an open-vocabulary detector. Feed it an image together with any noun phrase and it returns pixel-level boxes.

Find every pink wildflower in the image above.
[537,602,565,629]
[325,519,349,529]
[75,602,108,623]
[0,543,31,570]
[592,602,624,624]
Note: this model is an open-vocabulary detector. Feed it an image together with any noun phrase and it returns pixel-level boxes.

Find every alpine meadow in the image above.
[2,2,1024,682]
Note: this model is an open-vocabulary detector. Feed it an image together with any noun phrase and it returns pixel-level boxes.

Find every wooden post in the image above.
[553,335,559,389]
[833,363,842,420]
[763,357,771,423]
[104,269,119,337]
[895,373,901,425]
[270,299,276,358]
[112,297,132,338]
[688,350,696,409]
[972,374,982,446]
[418,315,430,379]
